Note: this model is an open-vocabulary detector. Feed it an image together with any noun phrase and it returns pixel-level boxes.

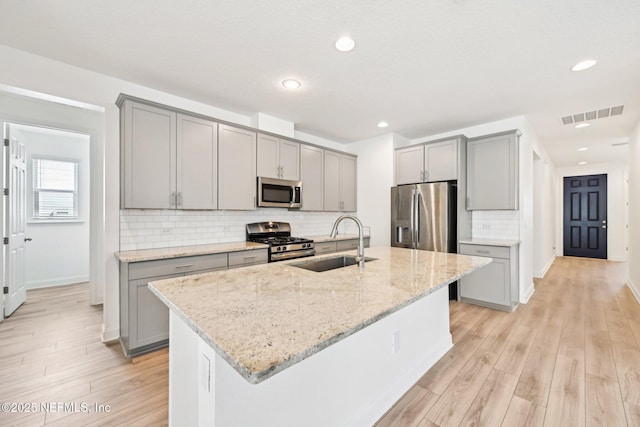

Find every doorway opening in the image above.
[563,174,607,259]
[3,122,90,317]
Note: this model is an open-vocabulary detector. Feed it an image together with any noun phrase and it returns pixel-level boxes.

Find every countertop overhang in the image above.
[148,246,491,384]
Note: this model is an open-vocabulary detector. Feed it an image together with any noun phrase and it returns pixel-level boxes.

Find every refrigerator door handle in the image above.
[415,191,421,246]
[409,189,416,249]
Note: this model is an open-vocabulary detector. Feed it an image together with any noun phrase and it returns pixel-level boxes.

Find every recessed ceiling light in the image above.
[578,161,588,165]
[571,59,597,71]
[335,36,356,52]
[281,79,301,89]
[575,123,590,129]
[577,147,589,152]
[377,121,389,128]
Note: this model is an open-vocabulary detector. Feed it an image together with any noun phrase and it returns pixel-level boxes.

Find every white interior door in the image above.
[4,124,28,317]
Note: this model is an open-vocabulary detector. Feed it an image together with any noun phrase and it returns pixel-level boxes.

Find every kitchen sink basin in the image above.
[291,255,377,272]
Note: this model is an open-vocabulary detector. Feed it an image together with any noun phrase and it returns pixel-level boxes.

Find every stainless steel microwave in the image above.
[257,177,302,208]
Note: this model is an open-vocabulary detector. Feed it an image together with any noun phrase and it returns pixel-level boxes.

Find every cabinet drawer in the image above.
[129,253,228,280]
[336,237,370,252]
[228,249,268,268]
[315,242,337,254]
[459,244,510,259]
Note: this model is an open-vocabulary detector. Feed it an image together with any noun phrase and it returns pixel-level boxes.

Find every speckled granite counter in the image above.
[116,241,268,263]
[149,246,490,384]
[458,238,520,247]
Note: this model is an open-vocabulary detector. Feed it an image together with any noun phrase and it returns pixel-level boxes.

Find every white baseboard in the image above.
[101,325,119,343]
[534,254,556,279]
[627,277,640,304]
[521,281,535,304]
[27,275,89,290]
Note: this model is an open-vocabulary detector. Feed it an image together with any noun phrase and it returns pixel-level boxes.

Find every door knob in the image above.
[24,237,32,242]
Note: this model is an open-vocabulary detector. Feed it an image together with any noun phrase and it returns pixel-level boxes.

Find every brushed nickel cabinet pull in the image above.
[175,263,195,269]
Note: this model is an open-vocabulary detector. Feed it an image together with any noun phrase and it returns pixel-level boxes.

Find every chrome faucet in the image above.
[330,215,365,269]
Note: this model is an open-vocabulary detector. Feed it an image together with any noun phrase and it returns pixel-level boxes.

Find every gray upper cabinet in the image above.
[120,99,218,210]
[324,151,357,212]
[395,145,424,185]
[121,100,177,209]
[466,130,520,210]
[256,134,300,181]
[300,144,324,211]
[218,125,257,210]
[425,140,458,182]
[177,114,218,210]
[395,139,458,185]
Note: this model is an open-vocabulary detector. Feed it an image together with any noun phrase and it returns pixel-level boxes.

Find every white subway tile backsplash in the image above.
[471,210,520,240]
[119,209,354,251]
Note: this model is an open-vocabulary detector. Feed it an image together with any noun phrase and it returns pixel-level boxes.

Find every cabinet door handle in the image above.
[177,192,182,207]
[476,250,490,254]
[170,192,175,207]
[175,263,195,269]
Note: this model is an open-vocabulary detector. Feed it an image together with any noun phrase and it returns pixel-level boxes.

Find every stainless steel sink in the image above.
[291,255,377,272]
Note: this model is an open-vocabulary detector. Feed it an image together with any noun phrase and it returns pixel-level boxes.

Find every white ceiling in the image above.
[1,0,639,166]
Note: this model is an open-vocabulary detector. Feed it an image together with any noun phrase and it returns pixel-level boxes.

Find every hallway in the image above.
[378,257,640,426]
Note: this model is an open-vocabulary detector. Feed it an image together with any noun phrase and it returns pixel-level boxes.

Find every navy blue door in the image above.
[563,174,607,259]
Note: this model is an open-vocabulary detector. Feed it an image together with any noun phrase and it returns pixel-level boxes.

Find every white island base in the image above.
[169,285,451,427]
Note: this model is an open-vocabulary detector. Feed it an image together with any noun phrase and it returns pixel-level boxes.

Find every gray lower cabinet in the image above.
[228,249,269,268]
[458,243,519,311]
[314,238,370,255]
[120,249,267,357]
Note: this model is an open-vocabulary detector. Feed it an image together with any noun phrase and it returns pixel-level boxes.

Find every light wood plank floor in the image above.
[1,257,638,427]
[377,256,640,427]
[0,283,168,427]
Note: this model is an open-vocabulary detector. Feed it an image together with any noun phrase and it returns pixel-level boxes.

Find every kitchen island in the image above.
[149,246,490,426]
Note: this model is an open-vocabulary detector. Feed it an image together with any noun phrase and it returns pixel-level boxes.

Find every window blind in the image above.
[32,158,78,219]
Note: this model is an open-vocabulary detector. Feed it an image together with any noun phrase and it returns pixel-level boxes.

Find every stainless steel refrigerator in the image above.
[391,182,458,297]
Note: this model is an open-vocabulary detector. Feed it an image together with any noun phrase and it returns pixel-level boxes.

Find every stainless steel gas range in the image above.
[246,221,315,262]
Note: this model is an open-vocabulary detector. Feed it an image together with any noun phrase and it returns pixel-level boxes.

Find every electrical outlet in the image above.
[162,228,171,234]
[483,224,490,230]
[391,330,401,354]
[200,354,211,393]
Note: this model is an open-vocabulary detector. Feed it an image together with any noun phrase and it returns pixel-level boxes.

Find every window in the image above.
[32,158,79,220]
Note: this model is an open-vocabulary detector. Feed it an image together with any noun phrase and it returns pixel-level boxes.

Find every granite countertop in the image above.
[458,238,520,247]
[148,246,491,384]
[304,234,370,243]
[116,235,370,263]
[116,241,268,263]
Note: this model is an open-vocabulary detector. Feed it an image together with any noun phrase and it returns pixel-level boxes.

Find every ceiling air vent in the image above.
[611,105,624,116]
[561,105,624,125]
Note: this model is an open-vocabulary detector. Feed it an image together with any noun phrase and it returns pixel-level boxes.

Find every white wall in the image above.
[350,134,395,247]
[627,120,640,301]
[555,161,628,262]
[15,126,90,288]
[532,154,557,278]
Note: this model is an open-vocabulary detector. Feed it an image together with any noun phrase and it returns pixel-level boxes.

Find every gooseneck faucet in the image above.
[330,215,365,269]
